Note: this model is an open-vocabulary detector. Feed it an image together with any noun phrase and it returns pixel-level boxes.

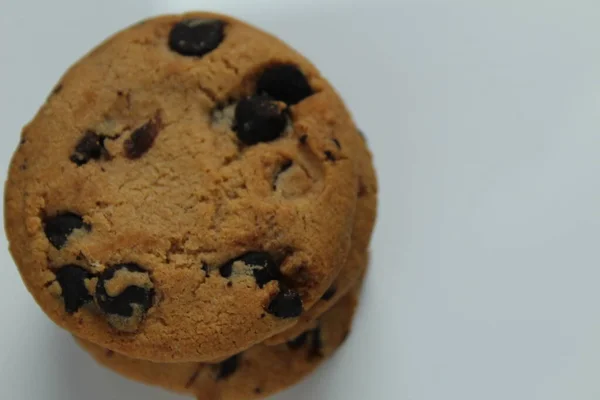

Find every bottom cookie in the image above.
[75,286,360,400]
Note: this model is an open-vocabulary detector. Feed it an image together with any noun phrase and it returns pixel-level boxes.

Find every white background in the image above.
[1,0,600,399]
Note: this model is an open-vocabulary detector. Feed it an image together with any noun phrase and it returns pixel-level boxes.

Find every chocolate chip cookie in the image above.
[5,12,363,362]
[75,286,360,400]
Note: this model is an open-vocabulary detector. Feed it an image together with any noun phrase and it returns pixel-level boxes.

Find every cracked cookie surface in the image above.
[5,12,362,362]
[75,285,360,400]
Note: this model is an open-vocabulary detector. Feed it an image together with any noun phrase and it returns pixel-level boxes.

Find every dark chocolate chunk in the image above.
[299,134,308,145]
[124,119,160,159]
[201,262,209,276]
[169,19,225,57]
[267,286,303,318]
[55,265,94,313]
[70,131,108,166]
[332,138,341,149]
[257,64,313,105]
[216,354,240,380]
[287,331,309,350]
[219,262,233,278]
[219,252,279,288]
[95,263,154,317]
[324,151,336,162]
[321,286,337,301]
[43,212,89,249]
[233,95,287,145]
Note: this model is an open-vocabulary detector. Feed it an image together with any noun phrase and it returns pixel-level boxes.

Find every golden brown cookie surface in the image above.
[5,12,365,362]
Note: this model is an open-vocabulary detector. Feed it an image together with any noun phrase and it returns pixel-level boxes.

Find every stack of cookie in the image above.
[5,12,377,400]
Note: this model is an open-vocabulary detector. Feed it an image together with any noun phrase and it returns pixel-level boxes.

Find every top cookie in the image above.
[5,12,362,362]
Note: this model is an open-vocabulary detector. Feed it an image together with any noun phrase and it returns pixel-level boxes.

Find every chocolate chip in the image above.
[308,326,324,359]
[70,131,108,166]
[257,64,313,105]
[201,262,209,276]
[219,262,233,278]
[219,252,279,288]
[321,286,337,301]
[43,212,89,249]
[55,265,94,313]
[267,286,303,318]
[287,331,309,350]
[233,95,287,145]
[324,151,336,162]
[169,19,225,57]
[95,263,154,318]
[299,134,308,145]
[332,138,341,149]
[124,119,160,159]
[216,354,240,380]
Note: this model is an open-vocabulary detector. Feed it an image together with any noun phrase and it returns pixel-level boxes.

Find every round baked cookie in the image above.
[5,12,362,362]
[265,131,376,345]
[75,287,360,400]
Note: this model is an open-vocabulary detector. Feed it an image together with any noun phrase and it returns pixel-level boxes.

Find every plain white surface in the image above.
[2,0,600,399]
